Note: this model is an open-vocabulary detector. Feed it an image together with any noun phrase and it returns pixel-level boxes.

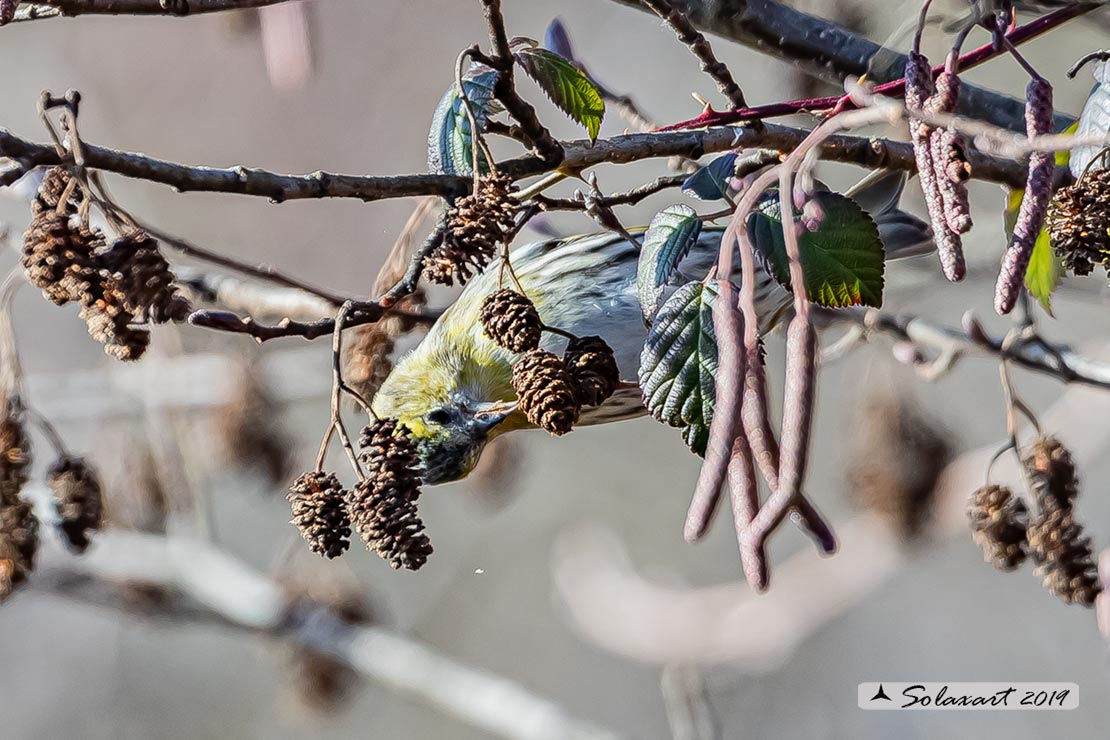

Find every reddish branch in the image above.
[657,4,1093,133]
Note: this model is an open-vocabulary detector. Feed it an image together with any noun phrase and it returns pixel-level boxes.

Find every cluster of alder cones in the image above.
[1046,166,1110,277]
[479,288,620,435]
[968,435,1101,606]
[0,400,104,603]
[423,172,519,286]
[287,418,432,570]
[21,168,189,361]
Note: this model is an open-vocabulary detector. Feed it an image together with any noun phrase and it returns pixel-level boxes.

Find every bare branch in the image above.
[0,118,1034,207]
[9,0,292,22]
[823,307,1110,391]
[638,0,748,109]
[34,529,622,740]
[609,0,1084,132]
[476,0,564,165]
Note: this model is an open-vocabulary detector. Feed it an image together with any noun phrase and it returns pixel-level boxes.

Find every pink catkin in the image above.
[926,71,973,235]
[906,52,966,282]
[0,0,15,24]
[995,78,1054,315]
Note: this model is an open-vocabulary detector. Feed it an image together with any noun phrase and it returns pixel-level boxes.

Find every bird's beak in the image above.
[472,400,517,434]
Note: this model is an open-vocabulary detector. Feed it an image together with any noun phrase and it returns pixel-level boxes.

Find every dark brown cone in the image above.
[32,167,84,216]
[47,456,104,554]
[0,495,38,603]
[1027,507,1101,606]
[1046,168,1110,276]
[21,210,104,306]
[480,289,542,353]
[1023,435,1078,513]
[968,485,1029,571]
[845,392,952,540]
[564,335,619,407]
[0,0,17,25]
[287,472,351,559]
[0,414,30,489]
[511,349,580,435]
[104,231,190,323]
[216,366,293,485]
[353,419,432,571]
[423,172,518,286]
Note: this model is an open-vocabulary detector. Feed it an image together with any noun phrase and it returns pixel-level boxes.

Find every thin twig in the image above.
[639,0,748,109]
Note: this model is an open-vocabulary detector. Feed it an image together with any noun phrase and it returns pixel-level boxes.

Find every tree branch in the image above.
[33,529,622,740]
[9,0,292,21]
[476,0,564,166]
[638,0,749,108]
[823,307,1110,391]
[609,0,1083,132]
[1,121,1034,207]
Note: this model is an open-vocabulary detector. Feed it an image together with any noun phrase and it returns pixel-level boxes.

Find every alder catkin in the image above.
[906,51,966,282]
[996,78,1055,315]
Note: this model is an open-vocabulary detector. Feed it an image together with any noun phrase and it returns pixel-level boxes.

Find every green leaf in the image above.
[427,68,499,176]
[1005,188,1062,315]
[747,190,885,308]
[637,204,703,322]
[513,47,605,141]
[638,281,718,457]
[682,152,737,201]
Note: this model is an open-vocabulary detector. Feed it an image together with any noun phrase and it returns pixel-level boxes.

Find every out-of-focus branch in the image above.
[8,0,292,22]
[34,530,621,740]
[825,307,1110,390]
[553,358,1110,666]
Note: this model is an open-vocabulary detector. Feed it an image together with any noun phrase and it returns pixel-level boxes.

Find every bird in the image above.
[372,171,934,485]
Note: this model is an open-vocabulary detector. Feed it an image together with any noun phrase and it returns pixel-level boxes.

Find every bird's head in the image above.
[372,304,523,484]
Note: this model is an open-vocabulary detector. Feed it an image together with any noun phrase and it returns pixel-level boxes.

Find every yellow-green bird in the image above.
[373,171,933,484]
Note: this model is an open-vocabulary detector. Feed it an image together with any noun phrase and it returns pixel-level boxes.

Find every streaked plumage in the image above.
[373,171,933,484]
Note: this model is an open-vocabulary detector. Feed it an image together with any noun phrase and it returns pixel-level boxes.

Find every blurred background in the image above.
[1,1,1110,738]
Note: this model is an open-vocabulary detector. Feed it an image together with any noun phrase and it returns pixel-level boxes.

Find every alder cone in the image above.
[0,415,30,489]
[32,167,84,216]
[1023,435,1078,513]
[352,419,432,571]
[1046,168,1110,276]
[423,172,518,286]
[480,289,542,353]
[287,472,351,560]
[48,456,104,554]
[1027,507,1100,606]
[967,484,1029,572]
[106,231,190,323]
[0,0,17,26]
[21,210,103,306]
[564,335,619,407]
[0,495,38,603]
[511,349,580,435]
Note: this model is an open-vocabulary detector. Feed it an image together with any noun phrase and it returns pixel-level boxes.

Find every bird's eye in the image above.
[426,409,451,425]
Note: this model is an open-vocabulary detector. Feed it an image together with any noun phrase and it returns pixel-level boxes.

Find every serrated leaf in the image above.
[639,281,719,457]
[682,152,738,201]
[637,204,702,322]
[747,190,885,308]
[513,47,604,141]
[1005,188,1062,315]
[427,68,499,176]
